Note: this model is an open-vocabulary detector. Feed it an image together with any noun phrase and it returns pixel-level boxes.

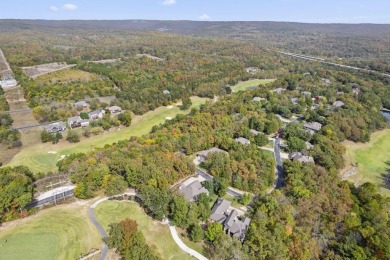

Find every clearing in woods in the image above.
[34,68,98,85]
[0,203,101,260]
[94,200,193,260]
[5,96,209,173]
[344,129,390,196]
[230,79,276,93]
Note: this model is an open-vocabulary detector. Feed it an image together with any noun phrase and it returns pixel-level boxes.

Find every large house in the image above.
[196,147,228,163]
[332,100,345,108]
[179,180,209,202]
[88,109,105,120]
[44,123,66,133]
[210,199,251,242]
[303,122,322,132]
[272,88,286,94]
[289,152,315,163]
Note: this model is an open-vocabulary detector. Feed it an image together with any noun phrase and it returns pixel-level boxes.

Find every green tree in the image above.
[205,222,224,242]
[214,177,229,197]
[190,224,204,242]
[170,195,190,228]
[41,130,53,143]
[286,136,306,152]
[180,97,192,110]
[103,175,127,196]
[118,111,132,127]
[66,130,80,143]
[80,112,89,120]
[239,193,253,205]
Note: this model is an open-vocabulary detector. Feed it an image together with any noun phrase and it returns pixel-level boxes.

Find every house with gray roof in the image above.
[272,88,286,94]
[210,199,231,223]
[235,137,251,145]
[301,91,312,97]
[196,147,228,163]
[303,122,322,132]
[289,152,315,163]
[352,88,361,95]
[332,100,345,108]
[250,129,260,136]
[179,180,209,202]
[252,97,265,102]
[74,100,87,108]
[88,109,105,120]
[68,116,82,129]
[291,98,299,104]
[223,209,251,242]
[108,106,122,115]
[163,89,170,95]
[44,123,66,133]
[305,142,314,150]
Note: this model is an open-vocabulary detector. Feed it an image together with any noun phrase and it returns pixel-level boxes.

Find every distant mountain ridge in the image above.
[1,19,390,36]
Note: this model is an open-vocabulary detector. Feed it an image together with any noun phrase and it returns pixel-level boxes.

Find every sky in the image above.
[0,0,389,24]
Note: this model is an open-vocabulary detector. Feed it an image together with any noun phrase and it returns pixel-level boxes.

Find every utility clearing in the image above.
[230,79,276,93]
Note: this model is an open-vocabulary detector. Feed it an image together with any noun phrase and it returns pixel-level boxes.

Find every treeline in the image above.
[0,88,20,148]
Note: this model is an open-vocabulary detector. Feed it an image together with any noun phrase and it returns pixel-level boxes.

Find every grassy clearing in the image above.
[231,79,276,93]
[94,200,193,260]
[0,203,100,260]
[344,129,390,196]
[5,96,208,173]
[34,69,97,85]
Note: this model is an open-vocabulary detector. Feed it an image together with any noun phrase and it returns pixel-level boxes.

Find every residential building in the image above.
[289,152,315,163]
[250,129,260,136]
[272,88,286,94]
[235,137,251,145]
[290,97,299,104]
[352,88,361,95]
[303,122,322,132]
[88,109,105,120]
[108,106,122,115]
[163,89,170,95]
[80,119,90,127]
[68,116,82,129]
[196,147,228,163]
[210,199,251,242]
[301,91,312,97]
[252,97,265,102]
[305,141,314,150]
[74,100,87,108]
[332,100,345,108]
[179,180,209,202]
[210,199,232,223]
[44,123,66,133]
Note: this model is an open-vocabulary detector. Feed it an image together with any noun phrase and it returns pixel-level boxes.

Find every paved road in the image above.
[89,192,208,260]
[196,168,243,198]
[273,137,285,189]
[12,120,62,130]
[278,51,390,78]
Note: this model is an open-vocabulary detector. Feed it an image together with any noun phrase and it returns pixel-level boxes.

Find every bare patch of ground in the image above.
[22,63,76,79]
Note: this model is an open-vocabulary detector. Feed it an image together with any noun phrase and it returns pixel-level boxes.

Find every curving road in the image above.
[89,192,208,260]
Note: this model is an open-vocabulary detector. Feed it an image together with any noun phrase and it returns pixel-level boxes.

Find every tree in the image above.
[52,132,62,144]
[239,193,253,205]
[214,177,229,197]
[205,222,224,242]
[103,175,127,196]
[170,195,190,228]
[66,130,80,143]
[180,97,192,110]
[118,111,132,127]
[254,133,268,146]
[190,224,204,242]
[41,130,53,143]
[286,136,306,152]
[80,112,89,120]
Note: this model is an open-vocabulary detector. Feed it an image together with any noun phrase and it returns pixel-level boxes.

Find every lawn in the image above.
[344,129,390,196]
[0,203,100,260]
[94,200,193,260]
[230,79,276,93]
[5,96,208,173]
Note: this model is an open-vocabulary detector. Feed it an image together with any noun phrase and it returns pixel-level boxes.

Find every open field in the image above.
[5,96,209,173]
[94,200,193,260]
[0,202,101,260]
[34,68,98,85]
[344,129,390,196]
[22,63,76,79]
[231,79,276,93]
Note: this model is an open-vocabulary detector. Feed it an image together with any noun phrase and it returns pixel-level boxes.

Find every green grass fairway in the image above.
[231,79,276,93]
[94,201,193,260]
[0,204,100,260]
[6,97,208,173]
[344,129,390,196]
